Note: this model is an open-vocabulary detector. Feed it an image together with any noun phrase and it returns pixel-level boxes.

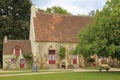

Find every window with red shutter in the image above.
[15,45,20,56]
[15,49,20,56]
[49,50,55,64]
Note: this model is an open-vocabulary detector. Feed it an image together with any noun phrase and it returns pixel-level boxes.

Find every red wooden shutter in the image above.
[15,49,20,56]
[73,56,77,64]
[73,59,77,64]
[15,45,20,56]
[49,50,55,64]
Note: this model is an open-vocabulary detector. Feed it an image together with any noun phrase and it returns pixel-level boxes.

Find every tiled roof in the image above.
[3,40,32,55]
[34,12,92,43]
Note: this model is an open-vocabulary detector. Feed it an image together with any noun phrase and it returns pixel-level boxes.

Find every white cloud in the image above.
[32,0,106,15]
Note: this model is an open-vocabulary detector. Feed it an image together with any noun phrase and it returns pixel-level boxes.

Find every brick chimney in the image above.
[4,36,7,43]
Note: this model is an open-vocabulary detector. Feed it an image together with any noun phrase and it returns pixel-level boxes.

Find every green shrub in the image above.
[23,54,33,68]
[99,64,110,72]
[58,46,66,59]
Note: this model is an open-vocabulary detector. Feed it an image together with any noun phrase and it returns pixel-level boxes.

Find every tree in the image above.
[45,6,71,15]
[0,0,31,39]
[36,45,48,69]
[76,0,120,60]
[89,10,95,16]
[0,0,31,67]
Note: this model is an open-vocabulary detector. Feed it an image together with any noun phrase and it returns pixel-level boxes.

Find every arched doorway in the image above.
[61,62,66,69]
[20,59,25,68]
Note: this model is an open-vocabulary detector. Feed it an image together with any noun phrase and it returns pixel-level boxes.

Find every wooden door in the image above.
[73,55,77,65]
[73,59,77,64]
[20,59,25,68]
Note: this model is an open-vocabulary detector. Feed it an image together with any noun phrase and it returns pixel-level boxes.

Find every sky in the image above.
[31,0,107,15]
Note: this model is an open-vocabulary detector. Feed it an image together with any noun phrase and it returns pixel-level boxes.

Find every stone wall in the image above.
[32,41,77,69]
[3,54,26,69]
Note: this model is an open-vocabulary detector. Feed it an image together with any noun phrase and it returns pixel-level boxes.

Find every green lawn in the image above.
[0,71,120,80]
[0,71,31,75]
[0,69,72,75]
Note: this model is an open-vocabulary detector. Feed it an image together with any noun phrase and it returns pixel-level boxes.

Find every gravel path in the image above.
[0,71,62,77]
[73,68,120,72]
[0,68,120,77]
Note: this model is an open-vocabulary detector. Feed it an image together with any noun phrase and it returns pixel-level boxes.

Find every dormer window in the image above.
[15,48,20,56]
[13,45,21,56]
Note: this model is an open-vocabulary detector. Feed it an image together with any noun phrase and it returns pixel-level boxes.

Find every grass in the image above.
[0,71,120,80]
[0,69,72,75]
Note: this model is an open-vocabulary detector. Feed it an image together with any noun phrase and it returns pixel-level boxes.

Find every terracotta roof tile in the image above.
[34,12,92,42]
[3,40,32,55]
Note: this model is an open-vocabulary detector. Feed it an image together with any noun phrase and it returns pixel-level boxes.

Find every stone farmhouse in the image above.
[2,5,92,69]
[3,39,32,69]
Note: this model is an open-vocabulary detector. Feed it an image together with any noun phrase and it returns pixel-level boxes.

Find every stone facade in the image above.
[33,42,77,69]
[29,5,91,69]
[2,38,32,69]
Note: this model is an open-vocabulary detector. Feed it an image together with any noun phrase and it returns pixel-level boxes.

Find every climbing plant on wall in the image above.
[58,46,66,59]
[23,54,33,68]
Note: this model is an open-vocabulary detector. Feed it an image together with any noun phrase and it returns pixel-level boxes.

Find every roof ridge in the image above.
[36,11,91,17]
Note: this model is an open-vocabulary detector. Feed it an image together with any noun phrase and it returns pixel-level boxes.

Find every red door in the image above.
[73,56,77,65]
[73,59,77,64]
[49,50,55,64]
[20,59,25,68]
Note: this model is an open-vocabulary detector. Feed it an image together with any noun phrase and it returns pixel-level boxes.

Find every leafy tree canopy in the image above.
[76,0,120,59]
[38,6,71,15]
[0,0,31,40]
[0,0,32,64]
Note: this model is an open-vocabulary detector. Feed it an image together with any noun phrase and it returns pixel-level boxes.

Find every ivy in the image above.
[23,54,33,68]
[58,46,66,59]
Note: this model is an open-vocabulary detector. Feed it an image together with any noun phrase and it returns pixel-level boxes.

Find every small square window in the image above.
[11,59,16,64]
